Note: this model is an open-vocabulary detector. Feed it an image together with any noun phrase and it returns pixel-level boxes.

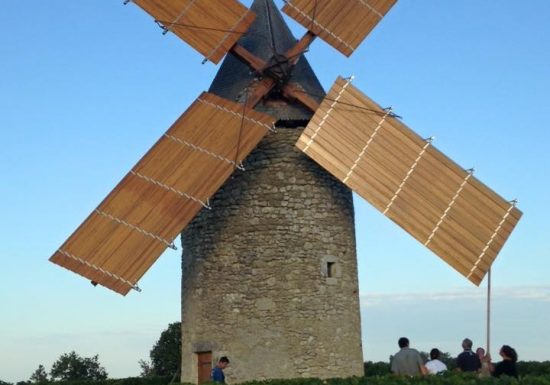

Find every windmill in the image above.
[50,0,522,383]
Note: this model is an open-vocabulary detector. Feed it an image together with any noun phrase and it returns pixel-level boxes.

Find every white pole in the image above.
[486,268,491,355]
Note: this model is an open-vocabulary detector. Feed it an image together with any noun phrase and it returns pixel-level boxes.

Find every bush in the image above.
[219,374,550,385]
[10,367,550,385]
[365,359,549,378]
[516,361,550,376]
[25,376,173,385]
[364,361,390,376]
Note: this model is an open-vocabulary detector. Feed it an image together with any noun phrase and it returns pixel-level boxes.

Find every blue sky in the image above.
[1,1,549,383]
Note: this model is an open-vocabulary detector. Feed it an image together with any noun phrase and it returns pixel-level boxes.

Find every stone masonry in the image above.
[180,127,363,383]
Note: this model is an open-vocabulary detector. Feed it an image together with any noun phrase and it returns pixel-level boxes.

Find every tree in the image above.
[49,351,107,381]
[438,351,457,370]
[29,364,48,383]
[138,359,154,377]
[140,322,181,377]
[517,361,550,376]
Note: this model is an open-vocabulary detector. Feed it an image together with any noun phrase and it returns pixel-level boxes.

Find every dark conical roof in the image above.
[208,0,325,122]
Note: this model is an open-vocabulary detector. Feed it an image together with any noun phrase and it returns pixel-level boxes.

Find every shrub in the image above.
[364,361,391,376]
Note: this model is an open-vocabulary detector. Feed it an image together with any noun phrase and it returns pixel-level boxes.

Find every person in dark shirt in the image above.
[456,338,481,372]
[211,356,230,383]
[490,345,518,378]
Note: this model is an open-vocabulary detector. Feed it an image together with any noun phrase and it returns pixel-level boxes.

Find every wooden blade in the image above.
[50,93,275,295]
[130,0,255,63]
[283,0,397,56]
[296,77,522,285]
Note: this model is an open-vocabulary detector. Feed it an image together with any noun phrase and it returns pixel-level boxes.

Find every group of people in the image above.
[212,338,519,383]
[391,337,519,378]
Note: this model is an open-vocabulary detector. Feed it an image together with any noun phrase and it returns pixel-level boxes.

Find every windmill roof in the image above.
[208,0,325,123]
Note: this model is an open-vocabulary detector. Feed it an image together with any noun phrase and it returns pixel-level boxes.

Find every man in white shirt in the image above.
[425,348,448,374]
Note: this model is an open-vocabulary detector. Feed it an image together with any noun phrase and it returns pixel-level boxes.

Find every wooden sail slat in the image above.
[50,92,275,295]
[130,0,255,63]
[334,83,523,225]
[296,77,522,285]
[305,78,521,224]
[283,0,397,56]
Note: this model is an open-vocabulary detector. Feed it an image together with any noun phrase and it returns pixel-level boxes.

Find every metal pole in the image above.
[486,268,491,355]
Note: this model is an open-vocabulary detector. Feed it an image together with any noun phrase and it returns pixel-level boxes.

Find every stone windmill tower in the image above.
[49,0,522,384]
[180,0,362,382]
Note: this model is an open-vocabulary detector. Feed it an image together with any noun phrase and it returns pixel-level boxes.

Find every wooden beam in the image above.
[282,82,320,113]
[244,78,277,109]
[231,44,266,72]
[229,31,318,110]
[285,31,316,64]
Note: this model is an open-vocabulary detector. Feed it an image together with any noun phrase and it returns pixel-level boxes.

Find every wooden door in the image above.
[197,351,212,384]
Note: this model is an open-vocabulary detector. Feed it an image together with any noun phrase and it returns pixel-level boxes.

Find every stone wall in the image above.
[180,127,363,383]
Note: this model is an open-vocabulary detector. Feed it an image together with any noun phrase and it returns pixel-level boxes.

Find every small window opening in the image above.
[327,262,335,278]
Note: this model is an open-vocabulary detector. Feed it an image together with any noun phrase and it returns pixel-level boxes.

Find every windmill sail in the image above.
[50,93,275,295]
[129,0,256,63]
[296,77,522,285]
[282,0,397,57]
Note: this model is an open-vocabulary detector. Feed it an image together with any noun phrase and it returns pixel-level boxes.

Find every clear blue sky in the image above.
[1,1,549,383]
